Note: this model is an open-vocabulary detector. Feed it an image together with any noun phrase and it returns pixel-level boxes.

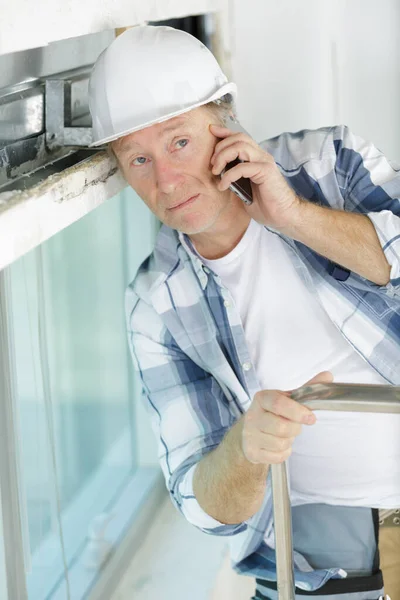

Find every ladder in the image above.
[271,382,400,600]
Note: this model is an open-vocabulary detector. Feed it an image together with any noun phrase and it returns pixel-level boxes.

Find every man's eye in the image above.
[132,156,148,166]
[176,139,189,149]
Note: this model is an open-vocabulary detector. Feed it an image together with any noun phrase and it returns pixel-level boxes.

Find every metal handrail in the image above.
[271,383,400,600]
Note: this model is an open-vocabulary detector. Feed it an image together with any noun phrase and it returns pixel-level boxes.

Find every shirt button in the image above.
[242,361,252,371]
[223,300,231,308]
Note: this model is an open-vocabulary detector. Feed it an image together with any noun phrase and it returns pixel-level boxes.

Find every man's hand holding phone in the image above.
[210,121,304,231]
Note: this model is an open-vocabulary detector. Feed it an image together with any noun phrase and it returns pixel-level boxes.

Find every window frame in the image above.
[0,270,29,599]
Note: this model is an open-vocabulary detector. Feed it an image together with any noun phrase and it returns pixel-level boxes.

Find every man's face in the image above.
[112,107,231,234]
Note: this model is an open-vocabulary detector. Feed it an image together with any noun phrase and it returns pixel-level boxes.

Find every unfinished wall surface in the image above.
[0,154,125,271]
[0,0,222,55]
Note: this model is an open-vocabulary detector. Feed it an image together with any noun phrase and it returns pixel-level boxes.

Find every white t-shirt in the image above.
[201,219,400,508]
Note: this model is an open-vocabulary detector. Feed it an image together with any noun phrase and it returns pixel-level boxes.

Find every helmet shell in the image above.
[89,25,237,146]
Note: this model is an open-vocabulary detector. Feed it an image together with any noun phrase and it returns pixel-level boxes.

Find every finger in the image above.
[243,443,292,465]
[258,413,302,439]
[211,142,265,175]
[285,371,334,394]
[211,131,261,163]
[262,446,293,464]
[305,371,334,385]
[247,404,302,437]
[256,389,316,425]
[219,160,271,190]
[209,124,238,139]
[243,425,295,450]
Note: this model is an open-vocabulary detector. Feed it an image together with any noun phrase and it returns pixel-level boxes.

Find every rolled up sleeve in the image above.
[367,210,400,294]
[333,125,400,297]
[126,288,246,536]
[171,459,248,535]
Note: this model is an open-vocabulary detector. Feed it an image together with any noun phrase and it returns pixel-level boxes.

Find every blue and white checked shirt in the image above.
[125,125,400,591]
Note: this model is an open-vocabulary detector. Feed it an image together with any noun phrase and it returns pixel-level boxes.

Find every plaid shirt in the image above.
[125,125,400,591]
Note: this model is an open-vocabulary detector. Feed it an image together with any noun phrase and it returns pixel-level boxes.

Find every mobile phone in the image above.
[220,119,253,206]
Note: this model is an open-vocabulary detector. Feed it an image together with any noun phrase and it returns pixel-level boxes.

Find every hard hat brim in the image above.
[89,82,237,148]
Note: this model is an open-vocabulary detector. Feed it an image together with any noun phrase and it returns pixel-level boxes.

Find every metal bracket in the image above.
[45,79,93,149]
[379,508,400,527]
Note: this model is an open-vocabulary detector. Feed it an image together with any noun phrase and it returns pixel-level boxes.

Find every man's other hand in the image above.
[240,371,334,465]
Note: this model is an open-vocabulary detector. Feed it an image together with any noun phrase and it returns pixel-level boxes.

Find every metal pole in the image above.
[271,382,400,600]
[271,463,296,600]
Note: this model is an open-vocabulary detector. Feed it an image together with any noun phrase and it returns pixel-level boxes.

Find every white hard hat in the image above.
[88,25,237,147]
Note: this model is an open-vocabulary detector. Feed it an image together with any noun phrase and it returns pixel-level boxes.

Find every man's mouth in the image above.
[168,194,200,211]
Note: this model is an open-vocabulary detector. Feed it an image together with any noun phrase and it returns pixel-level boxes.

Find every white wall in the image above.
[231,0,400,160]
[336,0,400,160]
[231,0,336,139]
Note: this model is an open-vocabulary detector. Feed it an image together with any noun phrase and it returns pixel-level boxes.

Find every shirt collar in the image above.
[178,231,210,289]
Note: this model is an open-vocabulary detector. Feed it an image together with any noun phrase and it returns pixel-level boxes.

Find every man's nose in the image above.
[155,159,185,194]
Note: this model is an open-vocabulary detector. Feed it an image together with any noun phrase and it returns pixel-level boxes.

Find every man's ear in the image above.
[106,143,121,171]
[107,143,115,160]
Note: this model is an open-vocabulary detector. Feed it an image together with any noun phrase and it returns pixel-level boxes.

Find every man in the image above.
[89,25,400,600]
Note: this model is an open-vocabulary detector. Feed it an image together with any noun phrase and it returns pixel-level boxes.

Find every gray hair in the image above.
[204,93,237,126]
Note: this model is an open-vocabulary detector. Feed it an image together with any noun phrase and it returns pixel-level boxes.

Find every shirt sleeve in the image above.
[125,285,248,536]
[333,125,400,296]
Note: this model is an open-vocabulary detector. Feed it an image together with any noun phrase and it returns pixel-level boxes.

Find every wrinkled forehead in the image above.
[112,106,209,156]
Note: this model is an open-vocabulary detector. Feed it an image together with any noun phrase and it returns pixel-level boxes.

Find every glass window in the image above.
[0,489,9,600]
[4,187,159,599]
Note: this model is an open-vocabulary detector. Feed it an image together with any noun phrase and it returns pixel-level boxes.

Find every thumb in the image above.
[284,371,333,395]
[303,371,333,387]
